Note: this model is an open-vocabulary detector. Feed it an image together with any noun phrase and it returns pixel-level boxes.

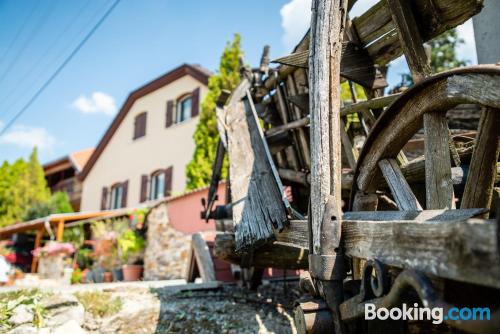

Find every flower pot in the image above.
[103,271,113,283]
[92,268,105,283]
[122,264,143,281]
[112,267,123,282]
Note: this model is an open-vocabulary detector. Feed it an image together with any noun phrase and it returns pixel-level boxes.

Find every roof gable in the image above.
[79,63,210,180]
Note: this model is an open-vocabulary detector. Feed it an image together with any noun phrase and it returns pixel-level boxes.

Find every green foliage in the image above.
[71,267,84,284]
[185,34,243,190]
[340,81,367,102]
[75,291,122,317]
[428,29,467,73]
[0,148,52,227]
[23,191,73,221]
[117,228,145,264]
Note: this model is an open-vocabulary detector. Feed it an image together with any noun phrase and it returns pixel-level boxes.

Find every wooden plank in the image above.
[309,0,345,255]
[340,94,400,116]
[354,0,482,65]
[271,42,386,89]
[286,75,311,168]
[342,218,500,289]
[214,233,308,270]
[276,208,488,248]
[225,79,288,251]
[273,217,500,289]
[461,109,500,215]
[191,233,216,282]
[378,159,422,210]
[340,119,358,170]
[424,113,456,209]
[387,0,431,81]
[265,116,309,137]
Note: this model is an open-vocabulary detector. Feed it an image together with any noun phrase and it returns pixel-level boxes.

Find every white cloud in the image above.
[456,19,477,64]
[72,91,117,116]
[0,125,56,150]
[280,0,312,51]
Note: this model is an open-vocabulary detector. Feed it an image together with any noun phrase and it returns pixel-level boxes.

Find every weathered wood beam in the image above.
[275,208,488,248]
[214,233,308,270]
[225,78,289,251]
[378,159,422,210]
[278,168,354,190]
[286,75,311,168]
[309,0,345,255]
[265,116,309,137]
[388,0,455,210]
[340,94,400,116]
[31,228,44,273]
[190,233,216,283]
[343,218,500,289]
[461,109,500,216]
[272,216,500,289]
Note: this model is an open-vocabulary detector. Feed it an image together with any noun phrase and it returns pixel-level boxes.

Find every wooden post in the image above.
[31,228,44,273]
[309,0,346,255]
[309,0,347,332]
[387,0,455,209]
[56,219,65,242]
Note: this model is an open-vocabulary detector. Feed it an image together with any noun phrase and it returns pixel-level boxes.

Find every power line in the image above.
[0,0,58,85]
[0,0,94,112]
[0,0,121,136]
[0,0,40,65]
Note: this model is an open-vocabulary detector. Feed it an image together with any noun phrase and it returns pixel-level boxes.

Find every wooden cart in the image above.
[202,0,500,332]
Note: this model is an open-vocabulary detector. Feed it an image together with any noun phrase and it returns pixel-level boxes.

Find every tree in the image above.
[428,28,467,73]
[185,34,243,190]
[0,148,73,227]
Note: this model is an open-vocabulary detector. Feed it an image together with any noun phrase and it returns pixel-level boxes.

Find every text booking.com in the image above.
[365,303,491,324]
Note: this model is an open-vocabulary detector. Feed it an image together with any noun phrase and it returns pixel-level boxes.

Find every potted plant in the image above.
[118,228,145,281]
[32,241,75,280]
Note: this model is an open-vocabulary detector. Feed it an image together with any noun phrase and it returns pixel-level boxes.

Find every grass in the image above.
[0,289,48,329]
[75,291,122,317]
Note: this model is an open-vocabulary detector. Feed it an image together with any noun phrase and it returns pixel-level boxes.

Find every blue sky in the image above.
[0,0,477,164]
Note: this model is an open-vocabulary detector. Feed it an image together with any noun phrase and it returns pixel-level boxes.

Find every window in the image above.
[176,95,192,123]
[150,171,165,200]
[133,112,147,139]
[110,183,126,209]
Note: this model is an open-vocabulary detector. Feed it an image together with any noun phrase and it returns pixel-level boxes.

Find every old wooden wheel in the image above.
[350,66,500,216]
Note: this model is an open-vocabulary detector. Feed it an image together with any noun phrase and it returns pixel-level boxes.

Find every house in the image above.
[79,64,211,212]
[43,147,94,211]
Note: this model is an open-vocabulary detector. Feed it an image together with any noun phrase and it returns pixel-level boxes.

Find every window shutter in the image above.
[121,180,128,208]
[166,100,174,127]
[191,87,200,117]
[134,112,147,139]
[140,175,149,203]
[101,187,108,210]
[164,166,173,197]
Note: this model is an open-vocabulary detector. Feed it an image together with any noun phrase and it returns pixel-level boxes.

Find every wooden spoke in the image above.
[424,113,456,209]
[378,159,422,210]
[340,119,358,170]
[461,108,500,215]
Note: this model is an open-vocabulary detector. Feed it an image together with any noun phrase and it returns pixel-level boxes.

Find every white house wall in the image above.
[80,75,208,211]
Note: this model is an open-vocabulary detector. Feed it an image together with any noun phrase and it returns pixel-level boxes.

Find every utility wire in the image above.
[0,0,121,136]
[0,0,40,65]
[0,0,58,85]
[0,0,94,113]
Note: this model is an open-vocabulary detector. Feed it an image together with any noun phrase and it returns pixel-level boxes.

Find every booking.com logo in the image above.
[365,303,491,324]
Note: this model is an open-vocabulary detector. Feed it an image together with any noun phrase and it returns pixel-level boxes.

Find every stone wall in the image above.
[143,202,191,280]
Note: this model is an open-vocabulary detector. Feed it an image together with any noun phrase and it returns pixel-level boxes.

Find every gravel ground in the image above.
[84,281,300,334]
